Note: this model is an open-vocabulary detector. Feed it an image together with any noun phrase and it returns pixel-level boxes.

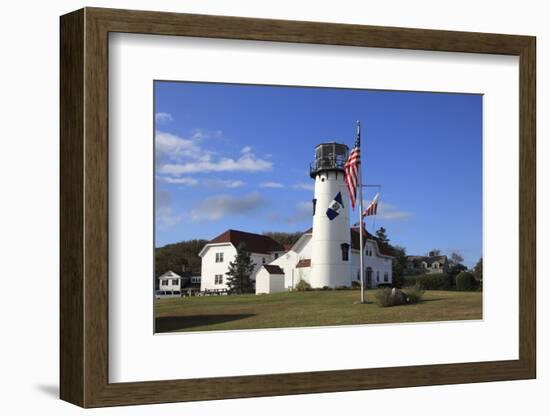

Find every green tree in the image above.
[391,245,407,288]
[225,243,256,294]
[447,263,467,287]
[473,257,483,282]
[456,271,477,291]
[450,251,464,265]
[375,227,389,243]
[262,231,302,246]
[154,239,207,289]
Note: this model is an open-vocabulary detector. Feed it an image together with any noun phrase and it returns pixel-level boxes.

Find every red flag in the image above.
[362,193,379,217]
[344,134,360,209]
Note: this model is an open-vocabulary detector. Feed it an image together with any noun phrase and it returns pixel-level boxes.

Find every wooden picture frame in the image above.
[60,7,536,408]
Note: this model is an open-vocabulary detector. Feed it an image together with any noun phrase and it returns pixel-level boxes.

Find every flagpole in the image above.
[357,120,366,304]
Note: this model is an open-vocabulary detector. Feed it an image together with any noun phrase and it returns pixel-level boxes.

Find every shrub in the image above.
[351,281,361,289]
[321,285,331,291]
[403,286,424,304]
[414,273,451,290]
[375,288,406,307]
[456,271,477,291]
[403,276,419,287]
[295,280,312,292]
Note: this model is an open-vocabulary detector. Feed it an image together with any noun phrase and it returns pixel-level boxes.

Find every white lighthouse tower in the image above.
[309,142,352,288]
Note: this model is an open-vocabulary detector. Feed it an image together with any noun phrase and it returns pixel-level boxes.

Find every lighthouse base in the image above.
[309,264,352,288]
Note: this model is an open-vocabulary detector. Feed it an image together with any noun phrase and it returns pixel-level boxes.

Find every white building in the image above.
[198,226,393,292]
[255,265,286,294]
[198,141,393,292]
[268,226,393,289]
[157,270,182,294]
[198,229,286,292]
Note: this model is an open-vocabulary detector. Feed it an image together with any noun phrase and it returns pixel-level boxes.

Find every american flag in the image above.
[344,129,361,209]
[363,193,379,217]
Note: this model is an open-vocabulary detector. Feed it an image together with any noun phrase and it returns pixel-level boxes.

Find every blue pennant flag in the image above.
[326,192,344,220]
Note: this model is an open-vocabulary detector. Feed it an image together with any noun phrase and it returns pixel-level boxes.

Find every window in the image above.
[262,257,266,264]
[274,253,279,259]
[312,198,317,215]
[215,252,224,263]
[214,274,223,285]
[376,271,380,282]
[384,272,389,282]
[171,279,179,285]
[161,279,168,285]
[341,243,350,261]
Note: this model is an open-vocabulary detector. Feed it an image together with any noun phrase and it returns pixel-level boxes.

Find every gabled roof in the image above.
[350,226,394,257]
[406,255,448,265]
[158,270,181,279]
[262,264,284,274]
[207,229,285,254]
[296,259,311,268]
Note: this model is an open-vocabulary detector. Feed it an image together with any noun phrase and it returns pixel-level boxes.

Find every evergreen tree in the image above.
[225,242,255,294]
[473,257,483,282]
[375,227,389,243]
[391,245,407,288]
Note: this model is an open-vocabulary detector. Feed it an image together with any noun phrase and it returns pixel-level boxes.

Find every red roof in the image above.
[263,264,284,274]
[208,229,284,254]
[350,226,394,256]
[296,259,311,268]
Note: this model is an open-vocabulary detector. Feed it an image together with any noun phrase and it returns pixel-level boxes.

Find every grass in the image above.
[155,289,482,333]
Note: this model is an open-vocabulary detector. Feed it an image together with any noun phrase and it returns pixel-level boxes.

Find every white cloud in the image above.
[191,128,222,140]
[191,192,264,221]
[156,130,271,175]
[160,152,272,175]
[155,131,211,162]
[204,179,245,189]
[155,112,173,124]
[260,181,285,188]
[155,190,181,227]
[292,182,315,191]
[241,146,253,154]
[268,201,312,224]
[375,201,412,221]
[159,176,198,186]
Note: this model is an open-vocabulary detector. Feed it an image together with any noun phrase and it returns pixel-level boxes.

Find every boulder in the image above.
[390,288,406,305]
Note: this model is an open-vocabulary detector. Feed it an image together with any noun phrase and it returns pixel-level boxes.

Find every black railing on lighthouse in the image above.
[309,142,349,178]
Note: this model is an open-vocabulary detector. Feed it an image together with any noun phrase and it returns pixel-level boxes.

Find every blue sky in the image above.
[154,81,482,267]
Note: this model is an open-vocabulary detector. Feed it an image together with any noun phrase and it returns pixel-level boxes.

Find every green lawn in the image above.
[155,289,482,333]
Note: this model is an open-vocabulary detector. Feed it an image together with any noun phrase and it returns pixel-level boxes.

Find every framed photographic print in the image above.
[60,7,536,408]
